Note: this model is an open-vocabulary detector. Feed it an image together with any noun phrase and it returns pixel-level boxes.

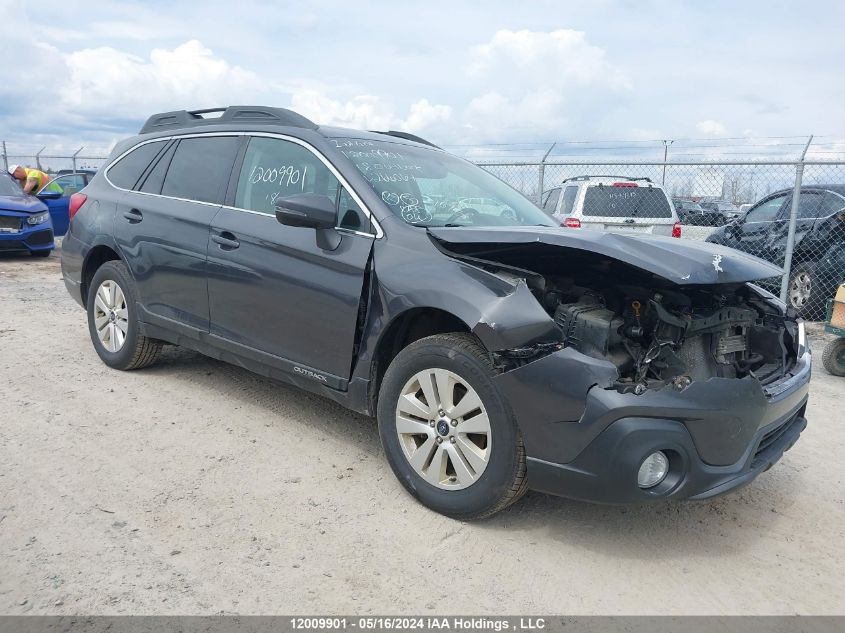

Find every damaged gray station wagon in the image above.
[61,106,810,519]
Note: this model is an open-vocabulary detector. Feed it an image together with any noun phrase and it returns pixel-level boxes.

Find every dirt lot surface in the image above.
[1,248,843,615]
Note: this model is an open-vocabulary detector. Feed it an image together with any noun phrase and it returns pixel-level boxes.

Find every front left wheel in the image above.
[86,260,162,370]
[377,333,528,520]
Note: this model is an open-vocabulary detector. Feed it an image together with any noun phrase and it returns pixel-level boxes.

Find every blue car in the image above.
[36,171,95,236]
[0,173,55,256]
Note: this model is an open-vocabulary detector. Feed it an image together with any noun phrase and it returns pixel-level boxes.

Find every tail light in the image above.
[563,217,581,229]
[672,222,682,238]
[613,182,638,188]
[68,193,88,221]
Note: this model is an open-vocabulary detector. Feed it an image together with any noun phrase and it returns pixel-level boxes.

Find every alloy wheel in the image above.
[395,368,491,490]
[93,280,129,353]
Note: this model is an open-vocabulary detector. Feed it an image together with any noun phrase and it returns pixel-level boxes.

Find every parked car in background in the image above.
[452,196,518,221]
[707,185,845,317]
[37,172,92,236]
[673,199,720,226]
[61,105,809,518]
[542,176,681,237]
[0,173,55,256]
[699,201,742,225]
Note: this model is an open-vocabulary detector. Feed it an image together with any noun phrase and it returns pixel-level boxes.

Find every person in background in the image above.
[8,164,56,195]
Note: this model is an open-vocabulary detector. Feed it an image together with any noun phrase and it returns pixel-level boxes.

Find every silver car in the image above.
[542,175,681,237]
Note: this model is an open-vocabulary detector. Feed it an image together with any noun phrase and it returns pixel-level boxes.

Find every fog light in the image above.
[637,451,669,488]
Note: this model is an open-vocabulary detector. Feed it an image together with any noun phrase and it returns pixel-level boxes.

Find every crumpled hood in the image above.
[428,225,783,285]
[0,194,48,214]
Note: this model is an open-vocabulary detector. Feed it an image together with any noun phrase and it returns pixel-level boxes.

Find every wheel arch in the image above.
[370,307,474,409]
[81,244,123,308]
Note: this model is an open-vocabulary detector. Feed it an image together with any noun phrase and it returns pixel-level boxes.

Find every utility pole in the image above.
[661,139,674,185]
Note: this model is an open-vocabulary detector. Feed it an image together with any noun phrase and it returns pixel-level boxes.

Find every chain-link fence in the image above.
[1,141,109,175]
[479,159,845,321]
[4,139,845,321]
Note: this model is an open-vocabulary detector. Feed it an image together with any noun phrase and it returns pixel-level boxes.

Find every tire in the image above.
[787,262,819,318]
[31,249,52,257]
[86,260,162,370]
[822,338,845,377]
[377,333,528,520]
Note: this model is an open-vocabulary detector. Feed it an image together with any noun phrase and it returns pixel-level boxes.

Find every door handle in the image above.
[212,232,240,250]
[123,208,143,223]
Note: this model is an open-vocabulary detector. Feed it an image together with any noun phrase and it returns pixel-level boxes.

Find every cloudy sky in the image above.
[1,0,843,156]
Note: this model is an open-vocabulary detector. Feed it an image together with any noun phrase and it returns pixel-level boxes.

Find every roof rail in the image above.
[370,130,440,149]
[139,106,318,135]
[561,175,653,184]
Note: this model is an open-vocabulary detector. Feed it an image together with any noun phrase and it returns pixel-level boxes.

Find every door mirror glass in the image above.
[275,193,337,229]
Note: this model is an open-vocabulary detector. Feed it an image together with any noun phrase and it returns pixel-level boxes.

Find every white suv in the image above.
[541,175,681,237]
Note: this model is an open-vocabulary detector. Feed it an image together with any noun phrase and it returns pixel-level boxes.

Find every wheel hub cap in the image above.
[395,368,492,490]
[93,280,129,353]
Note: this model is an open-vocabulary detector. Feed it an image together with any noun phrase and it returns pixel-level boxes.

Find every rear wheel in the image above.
[822,338,845,377]
[86,261,161,370]
[377,333,527,520]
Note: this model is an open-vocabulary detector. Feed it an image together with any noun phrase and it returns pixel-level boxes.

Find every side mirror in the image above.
[37,190,62,200]
[275,193,336,229]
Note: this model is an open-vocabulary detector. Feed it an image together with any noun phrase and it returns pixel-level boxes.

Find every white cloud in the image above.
[62,40,268,117]
[290,92,451,133]
[696,119,728,136]
[402,100,452,132]
[460,29,630,141]
[468,29,629,89]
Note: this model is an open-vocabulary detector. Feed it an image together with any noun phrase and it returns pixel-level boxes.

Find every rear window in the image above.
[582,185,672,218]
[108,141,168,190]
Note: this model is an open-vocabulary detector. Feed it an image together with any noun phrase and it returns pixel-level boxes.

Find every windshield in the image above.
[0,175,23,196]
[333,138,555,227]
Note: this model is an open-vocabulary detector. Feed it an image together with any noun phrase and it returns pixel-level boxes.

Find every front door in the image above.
[206,135,375,385]
[727,192,789,258]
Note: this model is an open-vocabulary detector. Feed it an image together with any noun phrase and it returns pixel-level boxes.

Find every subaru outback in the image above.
[61,106,810,519]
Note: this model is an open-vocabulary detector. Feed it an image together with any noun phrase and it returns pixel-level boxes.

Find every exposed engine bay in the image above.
[437,239,801,394]
[541,279,799,393]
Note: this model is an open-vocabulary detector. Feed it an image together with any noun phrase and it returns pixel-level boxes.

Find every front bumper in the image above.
[496,341,811,504]
[0,215,54,253]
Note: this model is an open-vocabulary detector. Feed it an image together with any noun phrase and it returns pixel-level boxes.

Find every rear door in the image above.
[580,183,675,235]
[112,135,241,333]
[206,135,375,385]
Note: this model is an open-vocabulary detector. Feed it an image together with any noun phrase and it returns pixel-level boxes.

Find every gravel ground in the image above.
[1,248,843,615]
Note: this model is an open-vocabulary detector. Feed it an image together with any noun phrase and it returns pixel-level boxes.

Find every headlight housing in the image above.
[26,211,50,226]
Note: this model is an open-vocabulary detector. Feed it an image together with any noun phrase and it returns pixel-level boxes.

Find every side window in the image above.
[138,142,177,194]
[543,188,561,212]
[822,192,845,216]
[796,192,827,220]
[42,174,86,197]
[235,137,339,215]
[560,185,579,214]
[338,188,370,232]
[107,141,167,190]
[745,194,787,223]
[161,136,239,204]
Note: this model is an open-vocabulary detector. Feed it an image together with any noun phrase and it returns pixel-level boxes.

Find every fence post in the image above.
[72,147,83,173]
[1,141,7,173]
[661,139,674,185]
[35,146,46,171]
[779,135,813,305]
[537,143,555,204]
